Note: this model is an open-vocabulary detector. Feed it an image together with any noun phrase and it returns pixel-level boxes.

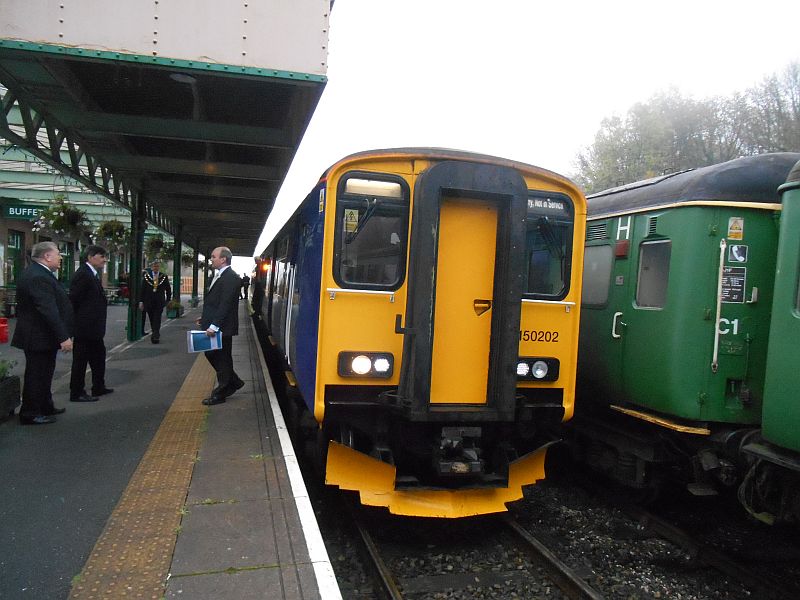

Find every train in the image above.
[571,152,800,525]
[252,148,586,518]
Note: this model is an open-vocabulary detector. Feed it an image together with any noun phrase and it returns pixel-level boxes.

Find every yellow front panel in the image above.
[430,198,497,404]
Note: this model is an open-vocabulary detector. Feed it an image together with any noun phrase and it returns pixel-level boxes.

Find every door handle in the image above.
[612,312,627,339]
[473,299,492,316]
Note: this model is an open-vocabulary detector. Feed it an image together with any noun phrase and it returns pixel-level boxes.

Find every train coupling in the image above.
[435,427,485,476]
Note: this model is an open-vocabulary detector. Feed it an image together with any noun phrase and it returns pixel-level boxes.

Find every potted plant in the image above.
[166,299,184,319]
[0,358,20,419]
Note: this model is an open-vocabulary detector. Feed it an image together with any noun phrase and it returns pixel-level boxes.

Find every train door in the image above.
[596,214,669,407]
[430,197,497,405]
[399,161,526,420]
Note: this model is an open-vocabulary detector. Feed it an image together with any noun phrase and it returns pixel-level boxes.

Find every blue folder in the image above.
[187,330,222,353]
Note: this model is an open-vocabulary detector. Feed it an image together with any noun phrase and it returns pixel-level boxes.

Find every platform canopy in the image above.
[0,1,329,256]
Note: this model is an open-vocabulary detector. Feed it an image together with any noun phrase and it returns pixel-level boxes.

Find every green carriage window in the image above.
[523,192,574,299]
[582,245,614,306]
[636,240,671,308]
[334,175,409,289]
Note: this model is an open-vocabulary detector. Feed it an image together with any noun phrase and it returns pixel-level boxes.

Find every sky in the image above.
[234,0,798,271]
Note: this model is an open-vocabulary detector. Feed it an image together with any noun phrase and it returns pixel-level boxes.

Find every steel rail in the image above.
[345,498,404,600]
[502,515,605,600]
[623,504,799,600]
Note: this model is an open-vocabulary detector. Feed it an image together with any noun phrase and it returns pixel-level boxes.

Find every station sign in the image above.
[2,204,46,220]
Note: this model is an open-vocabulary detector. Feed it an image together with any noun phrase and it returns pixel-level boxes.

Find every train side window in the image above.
[582,245,613,306]
[524,192,574,299]
[334,174,409,289]
[636,240,671,308]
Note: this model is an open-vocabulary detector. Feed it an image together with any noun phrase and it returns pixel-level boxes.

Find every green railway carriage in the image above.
[761,160,800,453]
[739,158,800,523]
[573,153,800,508]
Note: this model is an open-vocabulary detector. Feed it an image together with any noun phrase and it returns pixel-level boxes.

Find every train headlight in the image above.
[516,357,560,382]
[338,352,394,378]
[351,355,372,375]
[373,358,391,373]
[532,360,549,379]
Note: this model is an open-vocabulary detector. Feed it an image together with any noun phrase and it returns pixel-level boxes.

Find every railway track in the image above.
[345,497,603,599]
[621,503,798,599]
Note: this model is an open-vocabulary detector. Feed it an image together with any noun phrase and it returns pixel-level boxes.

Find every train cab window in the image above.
[636,240,671,308]
[582,245,613,306]
[334,175,409,289]
[523,192,574,299]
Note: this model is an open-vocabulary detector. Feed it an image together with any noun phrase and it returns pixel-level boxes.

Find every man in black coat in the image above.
[69,245,113,402]
[11,241,74,425]
[138,259,170,343]
[197,246,242,405]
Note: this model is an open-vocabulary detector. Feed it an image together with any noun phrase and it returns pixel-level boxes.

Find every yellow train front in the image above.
[258,148,586,517]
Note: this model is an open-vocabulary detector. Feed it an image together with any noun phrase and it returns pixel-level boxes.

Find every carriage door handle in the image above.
[612,312,627,339]
[473,299,492,316]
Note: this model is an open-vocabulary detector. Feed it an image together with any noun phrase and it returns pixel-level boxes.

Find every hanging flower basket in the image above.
[94,219,129,252]
[32,196,89,241]
[145,235,164,261]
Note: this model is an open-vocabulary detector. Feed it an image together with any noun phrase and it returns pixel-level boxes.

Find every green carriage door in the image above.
[606,216,674,413]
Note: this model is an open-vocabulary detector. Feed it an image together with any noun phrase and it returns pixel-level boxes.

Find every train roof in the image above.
[786,158,800,185]
[586,152,800,217]
[320,147,575,187]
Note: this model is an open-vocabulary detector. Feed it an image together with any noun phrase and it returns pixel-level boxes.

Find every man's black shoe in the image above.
[44,407,66,415]
[151,338,160,344]
[20,415,56,425]
[70,393,99,402]
[202,396,226,406]
[228,379,245,394]
[92,388,114,396]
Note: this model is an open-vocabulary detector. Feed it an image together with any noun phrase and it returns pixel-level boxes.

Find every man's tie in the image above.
[209,271,220,288]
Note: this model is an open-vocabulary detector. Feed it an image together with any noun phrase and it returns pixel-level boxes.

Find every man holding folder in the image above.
[197,247,244,405]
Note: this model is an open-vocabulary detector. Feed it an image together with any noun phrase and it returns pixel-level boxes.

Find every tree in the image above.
[574,61,800,194]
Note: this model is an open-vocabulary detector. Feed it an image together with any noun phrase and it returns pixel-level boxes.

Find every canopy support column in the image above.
[127,192,147,341]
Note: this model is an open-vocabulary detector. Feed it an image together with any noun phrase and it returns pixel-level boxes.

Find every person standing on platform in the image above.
[139,259,170,344]
[197,247,243,406]
[69,245,113,403]
[11,241,74,425]
[240,274,250,299]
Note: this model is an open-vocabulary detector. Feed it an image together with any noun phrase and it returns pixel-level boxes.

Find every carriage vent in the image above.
[648,216,658,235]
[586,222,609,241]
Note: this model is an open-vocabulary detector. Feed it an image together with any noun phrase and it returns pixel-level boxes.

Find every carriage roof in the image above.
[587,152,800,217]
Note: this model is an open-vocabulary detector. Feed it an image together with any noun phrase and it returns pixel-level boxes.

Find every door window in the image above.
[582,245,614,306]
[5,230,24,287]
[636,240,671,308]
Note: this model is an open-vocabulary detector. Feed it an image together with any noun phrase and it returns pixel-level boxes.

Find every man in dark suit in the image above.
[197,246,243,405]
[138,259,170,343]
[69,245,113,402]
[11,241,74,425]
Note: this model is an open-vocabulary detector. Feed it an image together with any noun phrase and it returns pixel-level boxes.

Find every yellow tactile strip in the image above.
[69,355,216,600]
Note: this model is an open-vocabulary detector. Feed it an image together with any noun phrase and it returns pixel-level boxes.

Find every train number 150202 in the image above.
[519,330,559,342]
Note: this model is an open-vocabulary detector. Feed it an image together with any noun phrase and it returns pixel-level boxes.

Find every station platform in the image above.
[0,302,341,600]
